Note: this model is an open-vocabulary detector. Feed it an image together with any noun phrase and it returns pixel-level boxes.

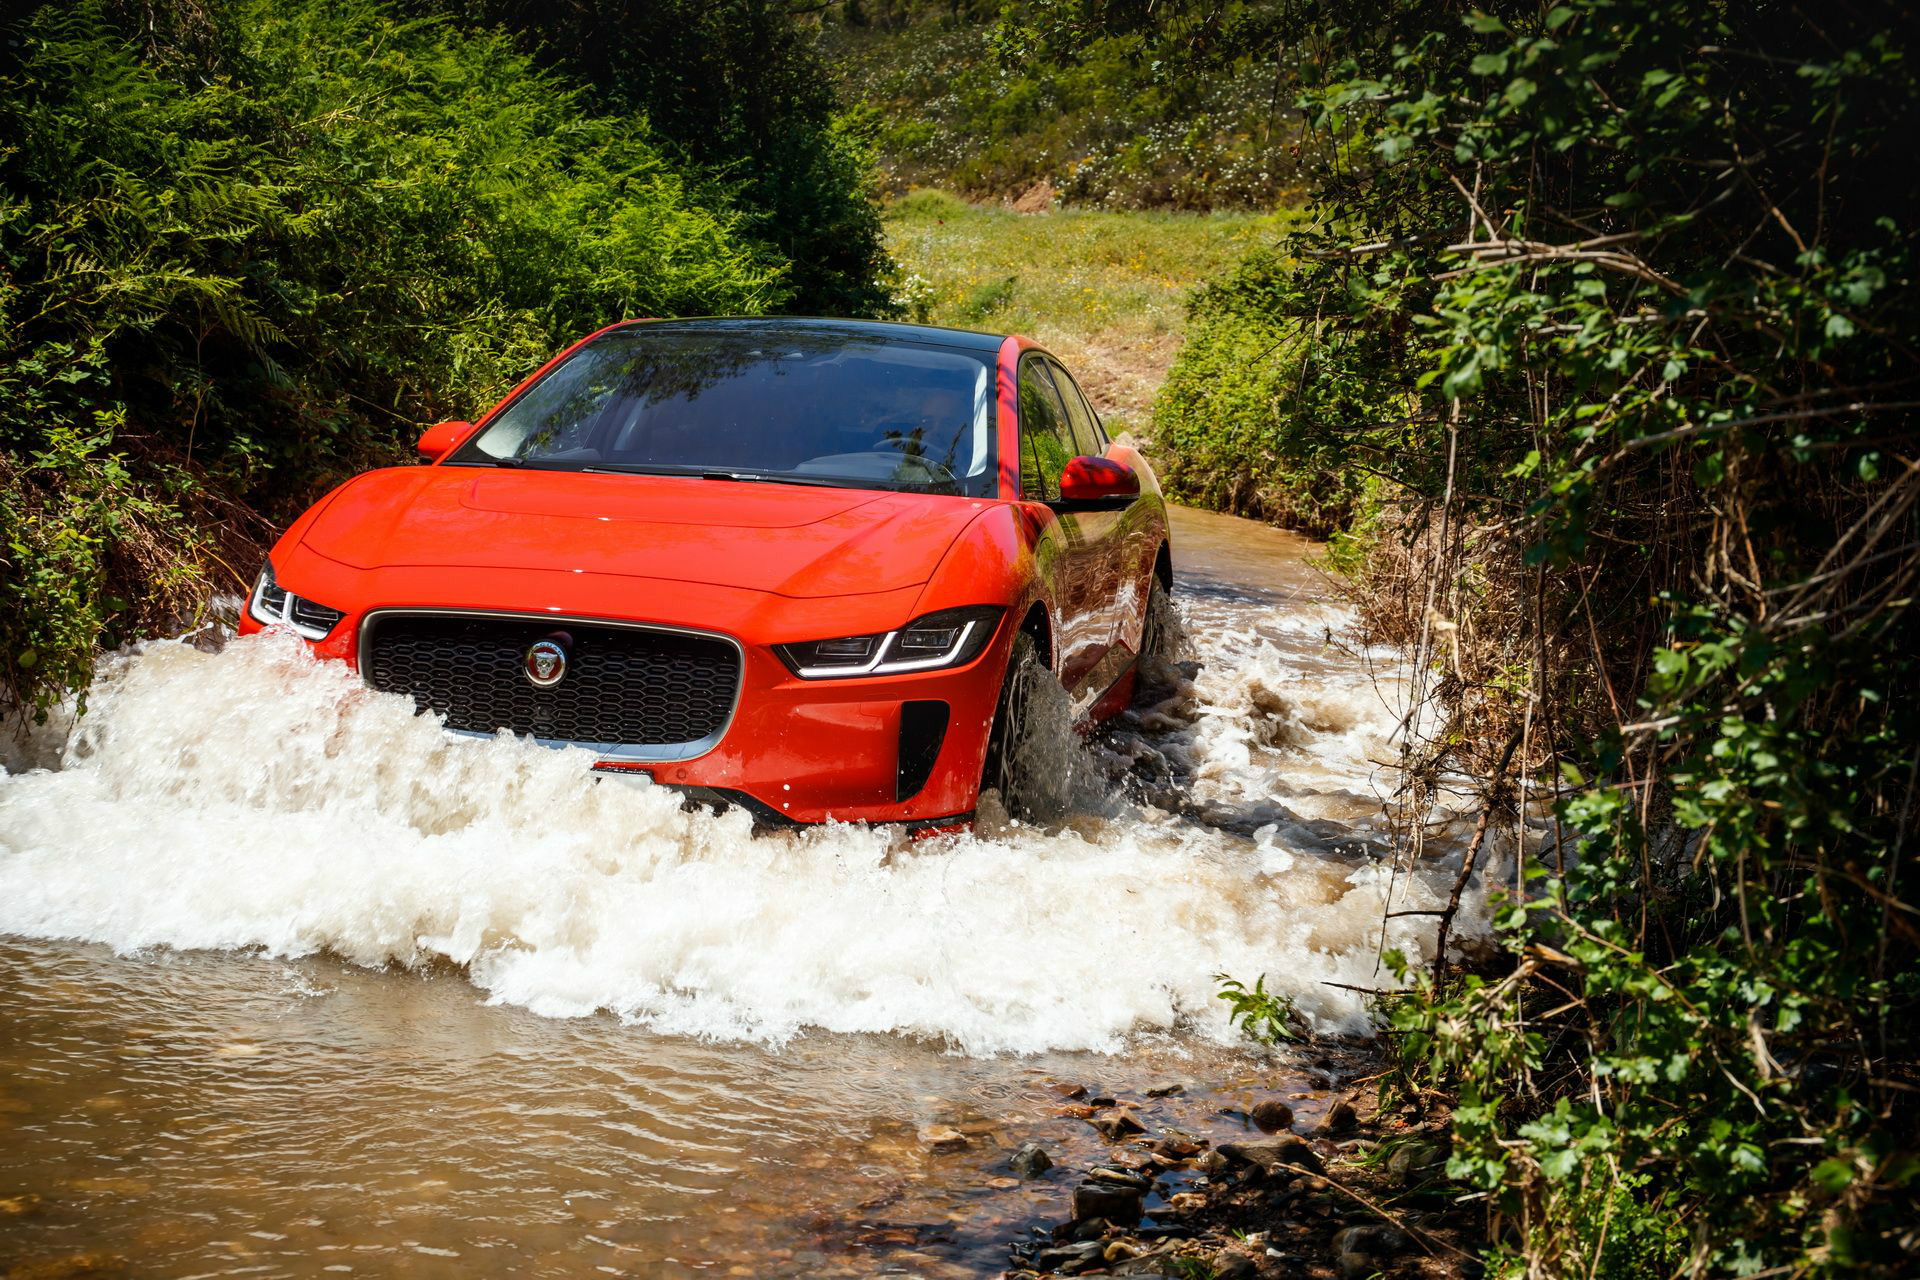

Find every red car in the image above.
[240,318,1172,829]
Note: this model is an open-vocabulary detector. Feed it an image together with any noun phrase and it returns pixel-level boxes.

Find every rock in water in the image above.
[1010,1142,1053,1178]
[1090,1112,1147,1141]
[916,1124,968,1152]
[1034,1240,1107,1275]
[1153,1130,1204,1158]
[1250,1099,1295,1132]
[1318,1100,1359,1135]
[1072,1181,1144,1226]
[1386,1138,1447,1182]
[1217,1135,1324,1175]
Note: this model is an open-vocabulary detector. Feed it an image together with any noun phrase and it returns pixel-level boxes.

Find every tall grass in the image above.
[884,188,1278,429]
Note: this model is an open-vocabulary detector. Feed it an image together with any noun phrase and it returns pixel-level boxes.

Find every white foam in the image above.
[0,604,1485,1054]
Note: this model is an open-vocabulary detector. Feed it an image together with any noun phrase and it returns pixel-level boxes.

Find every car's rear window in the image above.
[451,325,998,497]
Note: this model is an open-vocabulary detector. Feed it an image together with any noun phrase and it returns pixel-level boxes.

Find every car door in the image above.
[1045,358,1141,672]
[1017,355,1111,702]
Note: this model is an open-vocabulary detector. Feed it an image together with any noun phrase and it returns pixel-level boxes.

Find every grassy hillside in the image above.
[883,189,1282,433]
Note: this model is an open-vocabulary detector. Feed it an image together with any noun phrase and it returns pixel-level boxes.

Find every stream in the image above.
[0,506,1489,1278]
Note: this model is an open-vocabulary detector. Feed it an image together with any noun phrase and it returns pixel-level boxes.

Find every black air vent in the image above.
[896,700,950,801]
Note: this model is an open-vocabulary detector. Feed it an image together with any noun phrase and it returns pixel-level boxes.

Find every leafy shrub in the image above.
[1214,971,1305,1046]
[1152,246,1375,535]
[1167,0,1918,1272]
[434,0,897,317]
[0,0,799,714]
[954,275,1018,324]
[824,2,1310,210]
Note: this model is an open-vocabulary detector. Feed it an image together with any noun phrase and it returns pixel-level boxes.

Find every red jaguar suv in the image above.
[239,317,1172,829]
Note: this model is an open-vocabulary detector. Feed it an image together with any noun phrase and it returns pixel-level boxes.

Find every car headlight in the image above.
[775,606,1002,678]
[248,558,346,640]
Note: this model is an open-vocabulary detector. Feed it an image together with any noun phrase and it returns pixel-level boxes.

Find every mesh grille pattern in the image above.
[363,613,738,748]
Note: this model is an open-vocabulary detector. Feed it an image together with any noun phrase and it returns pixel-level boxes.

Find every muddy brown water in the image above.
[0,507,1483,1278]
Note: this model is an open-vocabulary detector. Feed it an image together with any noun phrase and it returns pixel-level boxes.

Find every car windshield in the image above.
[451,325,998,497]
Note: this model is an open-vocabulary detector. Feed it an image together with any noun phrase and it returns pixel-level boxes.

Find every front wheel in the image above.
[1136,572,1182,690]
[981,631,1065,822]
[1140,573,1172,665]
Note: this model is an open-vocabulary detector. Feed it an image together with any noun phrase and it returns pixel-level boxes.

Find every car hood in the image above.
[297,467,985,599]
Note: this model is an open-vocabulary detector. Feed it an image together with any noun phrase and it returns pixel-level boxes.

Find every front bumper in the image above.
[583,620,1009,824]
[238,556,1011,826]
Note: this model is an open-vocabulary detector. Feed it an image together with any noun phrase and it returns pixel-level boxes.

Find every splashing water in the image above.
[0,507,1495,1276]
[1,602,1480,1051]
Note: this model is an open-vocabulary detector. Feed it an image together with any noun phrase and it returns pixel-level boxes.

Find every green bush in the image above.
[954,274,1018,323]
[824,2,1310,210]
[433,0,897,317]
[1162,0,1917,1272]
[1152,245,1375,536]
[0,0,806,714]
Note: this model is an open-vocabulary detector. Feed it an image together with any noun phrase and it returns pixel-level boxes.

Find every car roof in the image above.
[623,315,1010,353]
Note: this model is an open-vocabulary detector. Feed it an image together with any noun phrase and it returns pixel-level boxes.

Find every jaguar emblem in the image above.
[525,637,568,688]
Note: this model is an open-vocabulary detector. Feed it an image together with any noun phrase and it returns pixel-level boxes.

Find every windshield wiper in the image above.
[695,469,869,490]
[574,463,924,492]
[575,464,830,484]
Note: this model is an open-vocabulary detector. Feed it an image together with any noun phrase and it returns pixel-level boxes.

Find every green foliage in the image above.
[1153,246,1377,535]
[432,0,897,316]
[953,275,1019,324]
[1165,1257,1221,1280]
[1169,0,1918,1273]
[0,0,845,714]
[1214,971,1304,1046]
[882,190,1274,429]
[825,1,1309,209]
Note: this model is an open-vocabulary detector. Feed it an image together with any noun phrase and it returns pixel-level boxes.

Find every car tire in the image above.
[982,630,1051,821]
[1140,572,1173,667]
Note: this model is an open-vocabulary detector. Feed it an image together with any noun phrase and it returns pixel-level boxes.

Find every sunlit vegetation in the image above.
[824,0,1308,209]
[0,0,889,715]
[1119,0,1919,1272]
[884,189,1278,429]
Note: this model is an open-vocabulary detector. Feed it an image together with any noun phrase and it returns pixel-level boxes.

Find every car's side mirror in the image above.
[1056,455,1140,507]
[416,420,473,463]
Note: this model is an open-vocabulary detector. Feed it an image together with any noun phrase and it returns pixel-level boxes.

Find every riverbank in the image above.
[1002,1045,1484,1280]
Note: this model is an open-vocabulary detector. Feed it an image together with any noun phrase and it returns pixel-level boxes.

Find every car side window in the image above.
[1048,359,1106,457]
[1018,358,1077,500]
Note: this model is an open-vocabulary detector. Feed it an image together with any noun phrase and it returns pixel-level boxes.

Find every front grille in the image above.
[362,612,739,751]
